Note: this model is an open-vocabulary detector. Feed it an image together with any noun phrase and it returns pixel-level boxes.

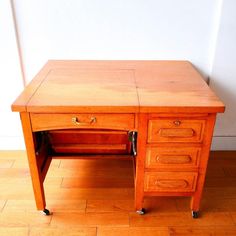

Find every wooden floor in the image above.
[1,151,236,235]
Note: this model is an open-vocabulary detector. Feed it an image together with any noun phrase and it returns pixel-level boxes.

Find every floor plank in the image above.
[0,182,34,200]
[0,150,26,159]
[224,167,236,177]
[229,212,236,224]
[0,200,6,212]
[0,150,236,235]
[143,197,178,213]
[0,227,29,236]
[176,196,236,212]
[61,176,134,188]
[29,227,96,236]
[50,212,129,227]
[97,227,169,236]
[0,212,51,227]
[3,199,86,213]
[0,159,14,168]
[169,226,236,236]
[86,200,134,212]
[45,187,134,200]
[129,212,234,227]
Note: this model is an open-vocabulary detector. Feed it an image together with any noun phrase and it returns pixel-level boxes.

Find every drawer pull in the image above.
[156,155,191,164]
[173,120,181,126]
[159,128,194,137]
[154,179,188,189]
[72,117,97,126]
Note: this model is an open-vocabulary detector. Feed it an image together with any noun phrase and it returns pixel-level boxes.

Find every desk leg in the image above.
[20,112,46,211]
[135,113,148,214]
[190,114,216,218]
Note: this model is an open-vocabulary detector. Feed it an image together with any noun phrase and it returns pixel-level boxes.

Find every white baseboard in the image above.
[0,136,25,150]
[211,136,236,150]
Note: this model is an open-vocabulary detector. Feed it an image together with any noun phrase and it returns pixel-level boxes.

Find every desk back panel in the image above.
[48,129,131,154]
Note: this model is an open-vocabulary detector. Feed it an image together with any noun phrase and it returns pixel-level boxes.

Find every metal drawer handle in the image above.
[72,117,96,125]
[173,120,181,126]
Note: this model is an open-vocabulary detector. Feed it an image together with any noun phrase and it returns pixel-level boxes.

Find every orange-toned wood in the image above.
[148,118,205,143]
[30,113,135,132]
[135,61,225,113]
[134,113,148,211]
[11,61,225,216]
[2,150,236,233]
[25,68,139,113]
[145,146,201,170]
[12,60,225,114]
[48,130,131,154]
[159,128,194,138]
[52,144,127,153]
[140,113,217,212]
[48,130,129,143]
[144,172,198,192]
[190,113,217,212]
[11,61,54,112]
[19,112,46,210]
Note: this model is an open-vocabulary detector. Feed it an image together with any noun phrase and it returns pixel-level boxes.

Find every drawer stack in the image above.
[144,116,206,194]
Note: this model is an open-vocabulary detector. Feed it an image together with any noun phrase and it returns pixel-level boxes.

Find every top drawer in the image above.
[30,113,135,132]
[148,118,206,143]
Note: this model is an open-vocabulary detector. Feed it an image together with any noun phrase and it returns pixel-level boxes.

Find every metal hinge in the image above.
[128,131,137,156]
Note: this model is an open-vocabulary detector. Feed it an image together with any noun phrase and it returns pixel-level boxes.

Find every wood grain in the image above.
[10,61,226,233]
[27,68,139,113]
[12,60,225,113]
[129,212,234,227]
[0,200,6,212]
[86,200,134,213]
[0,212,52,227]
[144,172,198,193]
[97,227,169,236]
[50,212,129,227]
[0,227,28,236]
[148,118,205,143]
[30,227,96,236]
[20,112,46,210]
[30,113,135,132]
[1,151,236,235]
[145,146,201,170]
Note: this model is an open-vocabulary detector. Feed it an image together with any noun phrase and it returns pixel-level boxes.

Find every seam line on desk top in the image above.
[25,69,53,111]
[25,68,140,111]
[132,69,141,112]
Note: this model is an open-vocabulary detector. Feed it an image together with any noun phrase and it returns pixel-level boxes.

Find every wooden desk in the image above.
[12,60,225,218]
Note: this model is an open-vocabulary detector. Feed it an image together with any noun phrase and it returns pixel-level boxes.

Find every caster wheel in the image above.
[41,209,50,216]
[192,211,199,219]
[136,208,146,215]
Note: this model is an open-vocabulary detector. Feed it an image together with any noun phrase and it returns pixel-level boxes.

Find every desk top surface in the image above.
[12,60,225,113]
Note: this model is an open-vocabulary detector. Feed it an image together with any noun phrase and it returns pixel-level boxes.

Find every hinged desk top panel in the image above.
[12,60,225,114]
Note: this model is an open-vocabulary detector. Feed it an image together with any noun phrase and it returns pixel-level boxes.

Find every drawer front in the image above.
[148,118,205,143]
[30,113,135,132]
[144,172,198,192]
[145,147,201,169]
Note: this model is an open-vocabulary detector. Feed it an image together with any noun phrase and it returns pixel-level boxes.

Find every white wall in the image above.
[1,0,235,150]
[0,0,24,149]
[210,0,236,150]
[14,0,221,83]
